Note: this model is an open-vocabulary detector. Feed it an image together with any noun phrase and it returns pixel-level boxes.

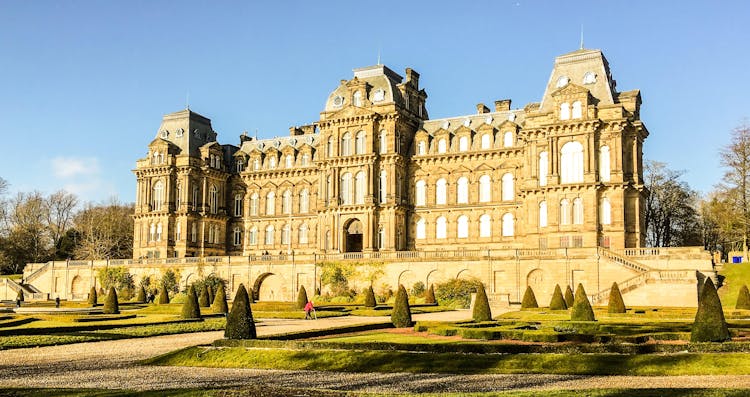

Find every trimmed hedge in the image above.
[225,284,256,339]
[425,284,436,305]
[198,286,210,308]
[211,284,228,314]
[570,283,595,321]
[564,285,575,308]
[158,285,170,304]
[472,283,492,322]
[208,285,215,306]
[297,286,309,310]
[608,282,626,314]
[136,286,147,303]
[691,278,729,342]
[364,285,377,308]
[391,284,413,328]
[182,285,202,320]
[88,287,97,306]
[103,287,119,315]
[521,286,538,309]
[549,284,567,310]
[737,285,750,310]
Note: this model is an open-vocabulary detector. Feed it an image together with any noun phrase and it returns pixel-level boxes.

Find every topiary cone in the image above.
[297,285,309,309]
[103,286,119,314]
[88,287,98,306]
[198,286,210,307]
[737,285,750,310]
[691,278,729,342]
[207,285,215,305]
[158,285,170,304]
[564,285,575,308]
[607,282,626,314]
[549,284,567,310]
[472,283,492,322]
[225,284,256,339]
[181,285,202,319]
[135,286,146,303]
[571,283,595,321]
[364,285,376,308]
[391,284,413,328]
[211,283,228,314]
[521,285,538,309]
[425,284,436,305]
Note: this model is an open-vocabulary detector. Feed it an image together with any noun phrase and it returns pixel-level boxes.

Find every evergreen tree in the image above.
[691,278,729,342]
[564,285,575,308]
[225,284,256,339]
[181,285,202,319]
[158,285,170,304]
[198,286,210,307]
[211,283,228,314]
[549,284,567,310]
[736,285,750,310]
[571,283,595,321]
[103,286,119,314]
[472,283,492,322]
[391,284,413,328]
[297,285,309,309]
[521,285,538,309]
[135,286,146,303]
[88,287,97,306]
[607,282,626,314]
[364,285,377,307]
[425,284,436,305]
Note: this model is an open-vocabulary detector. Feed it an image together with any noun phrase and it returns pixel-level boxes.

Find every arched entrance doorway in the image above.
[344,219,363,252]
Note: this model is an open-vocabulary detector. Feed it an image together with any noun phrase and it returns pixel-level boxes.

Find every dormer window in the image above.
[583,72,597,85]
[459,136,469,152]
[373,88,385,102]
[236,160,244,173]
[268,156,276,169]
[175,128,184,137]
[160,130,168,139]
[481,134,491,150]
[253,158,260,171]
[301,153,310,166]
[353,91,362,107]
[332,95,344,108]
[560,102,571,120]
[417,141,426,155]
[503,132,514,147]
[572,101,583,119]
[556,76,569,88]
[285,154,294,168]
[437,138,447,154]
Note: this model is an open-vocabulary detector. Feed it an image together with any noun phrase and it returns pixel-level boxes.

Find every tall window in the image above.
[560,102,571,120]
[299,189,309,213]
[539,201,548,227]
[192,185,199,211]
[600,146,611,182]
[156,223,162,241]
[301,153,310,166]
[355,171,366,204]
[341,133,352,156]
[560,141,584,183]
[327,136,334,157]
[236,159,244,173]
[377,227,385,249]
[281,224,290,245]
[207,224,214,243]
[539,151,549,186]
[341,173,352,205]
[152,181,164,211]
[416,218,426,239]
[191,223,197,243]
[481,134,491,149]
[353,91,362,106]
[436,216,447,239]
[457,215,469,238]
[209,185,218,214]
[249,227,257,245]
[437,138,447,154]
[285,154,293,168]
[479,175,491,202]
[501,173,514,201]
[379,170,387,203]
[176,222,182,241]
[234,193,243,217]
[265,225,274,245]
[572,101,583,119]
[266,192,275,215]
[436,178,447,205]
[253,158,260,170]
[502,213,514,237]
[379,130,387,154]
[268,155,276,169]
[503,131,513,147]
[233,228,242,246]
[299,223,309,244]
[355,131,365,154]
[479,214,491,237]
[176,183,182,209]
[250,193,259,215]
[417,141,426,155]
[415,180,426,206]
[560,199,571,225]
[457,177,469,204]
[573,198,584,225]
[601,197,612,225]
[459,136,469,151]
[282,190,292,214]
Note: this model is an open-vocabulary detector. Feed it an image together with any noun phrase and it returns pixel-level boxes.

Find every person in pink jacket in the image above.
[304,301,315,320]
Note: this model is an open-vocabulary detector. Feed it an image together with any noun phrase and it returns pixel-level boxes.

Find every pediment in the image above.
[454,125,473,135]
[474,163,496,172]
[454,164,472,173]
[497,120,519,131]
[474,123,496,132]
[262,181,278,190]
[432,127,451,137]
[326,103,379,120]
[550,83,590,98]
[415,129,430,138]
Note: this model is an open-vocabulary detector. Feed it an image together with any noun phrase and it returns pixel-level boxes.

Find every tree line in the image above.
[0,178,133,274]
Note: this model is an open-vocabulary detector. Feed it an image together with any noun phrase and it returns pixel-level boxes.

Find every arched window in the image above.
[436,216,447,239]
[327,136,334,157]
[325,230,331,250]
[285,154,294,168]
[481,134,491,149]
[560,102,571,120]
[415,180,426,206]
[355,131,365,154]
[560,141,584,183]
[301,153,310,166]
[480,214,491,237]
[572,101,583,119]
[341,133,352,156]
[192,185,199,211]
[503,131,513,147]
[355,171,366,204]
[501,173,514,201]
[265,225,274,245]
[281,224,290,245]
[157,223,163,241]
[479,175,491,202]
[209,185,218,214]
[573,198,584,225]
[233,227,242,246]
[147,223,153,242]
[416,218,426,239]
[437,138,447,154]
[378,227,385,249]
[353,91,362,106]
[268,155,277,169]
[176,222,182,241]
[266,192,275,215]
[502,213,514,237]
[250,193,259,215]
[379,170,387,203]
[282,190,292,214]
[152,181,164,211]
[299,189,309,213]
[207,224,214,243]
[299,223,309,244]
[234,193,243,217]
[417,141,426,155]
[236,159,244,173]
[253,158,260,170]
[459,136,469,151]
[600,146,611,182]
[457,215,469,238]
[249,227,257,245]
[436,178,447,205]
[191,223,197,243]
[341,173,352,205]
[457,177,469,204]
[539,201,548,227]
[379,130,387,154]
[560,199,571,225]
[539,151,548,186]
[601,197,612,225]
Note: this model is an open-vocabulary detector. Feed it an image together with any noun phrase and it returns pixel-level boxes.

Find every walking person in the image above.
[304,300,315,320]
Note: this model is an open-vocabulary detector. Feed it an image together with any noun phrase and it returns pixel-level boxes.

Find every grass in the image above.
[719,262,750,308]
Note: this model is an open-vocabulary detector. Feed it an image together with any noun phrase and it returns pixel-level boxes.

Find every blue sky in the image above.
[0,1,748,203]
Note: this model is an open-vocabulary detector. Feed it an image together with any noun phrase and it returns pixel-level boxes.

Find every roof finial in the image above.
[186,90,190,110]
[579,24,584,50]
[254,128,258,140]
[377,45,381,65]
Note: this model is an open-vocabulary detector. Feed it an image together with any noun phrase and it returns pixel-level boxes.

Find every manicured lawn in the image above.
[719,262,750,309]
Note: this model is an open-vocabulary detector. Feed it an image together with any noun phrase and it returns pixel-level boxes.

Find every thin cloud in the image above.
[51,157,100,178]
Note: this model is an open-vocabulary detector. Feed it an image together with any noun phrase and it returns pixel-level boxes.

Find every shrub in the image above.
[549,284,567,310]
[159,268,181,295]
[103,287,119,314]
[96,267,134,299]
[364,285,376,308]
[198,286,210,307]
[192,274,226,304]
[737,285,750,310]
[411,281,426,297]
[570,283,595,321]
[435,278,482,308]
[564,285,575,308]
[135,286,146,303]
[212,283,228,314]
[158,285,170,304]
[691,278,729,342]
[208,285,215,305]
[296,286,309,309]
[425,284,436,305]
[521,286,538,309]
[225,284,256,339]
[607,282,626,314]
[181,285,202,319]
[88,287,97,306]
[391,284,412,328]
[472,283,492,322]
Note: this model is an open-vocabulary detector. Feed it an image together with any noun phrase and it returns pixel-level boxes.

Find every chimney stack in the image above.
[405,68,420,88]
[494,99,512,112]
[476,103,490,114]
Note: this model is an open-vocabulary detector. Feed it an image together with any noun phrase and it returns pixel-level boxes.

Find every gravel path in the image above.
[1,313,750,393]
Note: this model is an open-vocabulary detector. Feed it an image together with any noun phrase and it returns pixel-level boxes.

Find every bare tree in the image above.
[719,123,750,259]
[73,198,134,260]
[644,161,701,247]
[45,190,78,258]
